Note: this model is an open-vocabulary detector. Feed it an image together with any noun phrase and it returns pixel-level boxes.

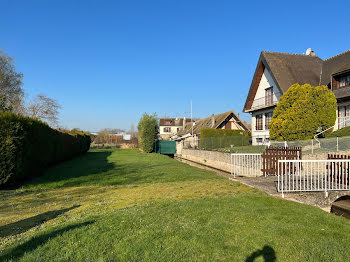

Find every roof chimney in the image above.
[211,114,215,128]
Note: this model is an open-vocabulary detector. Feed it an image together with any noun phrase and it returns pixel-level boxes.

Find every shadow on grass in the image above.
[26,151,114,187]
[0,205,80,238]
[246,245,276,262]
[0,221,94,261]
[21,149,214,189]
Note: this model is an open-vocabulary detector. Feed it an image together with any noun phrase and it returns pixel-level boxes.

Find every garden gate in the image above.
[261,147,302,176]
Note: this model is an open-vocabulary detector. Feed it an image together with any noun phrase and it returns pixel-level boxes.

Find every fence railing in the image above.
[277,159,350,197]
[230,153,262,177]
[182,136,350,155]
[262,147,301,176]
[251,92,281,110]
[338,116,350,129]
[270,136,350,154]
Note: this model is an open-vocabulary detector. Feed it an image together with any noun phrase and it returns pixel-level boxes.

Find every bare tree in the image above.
[0,50,24,113]
[27,94,61,126]
[130,123,136,138]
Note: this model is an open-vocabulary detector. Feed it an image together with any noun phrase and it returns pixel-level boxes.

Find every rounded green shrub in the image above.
[269,84,337,141]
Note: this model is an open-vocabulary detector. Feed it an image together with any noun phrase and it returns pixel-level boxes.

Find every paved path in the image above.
[176,156,350,211]
[232,176,278,195]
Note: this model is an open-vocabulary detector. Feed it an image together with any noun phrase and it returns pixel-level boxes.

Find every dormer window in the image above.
[340,75,350,88]
[333,71,350,90]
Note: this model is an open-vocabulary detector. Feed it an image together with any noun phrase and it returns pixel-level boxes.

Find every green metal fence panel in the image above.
[154,140,176,154]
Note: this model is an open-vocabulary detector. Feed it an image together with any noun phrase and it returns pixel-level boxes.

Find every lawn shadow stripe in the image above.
[0,220,94,261]
[0,205,81,238]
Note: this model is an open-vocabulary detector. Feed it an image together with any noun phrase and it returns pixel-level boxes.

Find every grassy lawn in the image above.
[1,149,350,261]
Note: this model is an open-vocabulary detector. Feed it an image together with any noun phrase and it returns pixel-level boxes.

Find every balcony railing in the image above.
[251,92,281,110]
[338,116,350,129]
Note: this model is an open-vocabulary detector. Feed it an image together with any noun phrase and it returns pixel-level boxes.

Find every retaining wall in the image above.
[178,149,232,174]
[178,149,260,177]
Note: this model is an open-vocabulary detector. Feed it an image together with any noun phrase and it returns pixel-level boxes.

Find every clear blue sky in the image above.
[1,0,349,132]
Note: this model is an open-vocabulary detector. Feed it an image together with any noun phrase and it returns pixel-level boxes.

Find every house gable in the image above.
[244,51,323,112]
[243,57,281,112]
[243,57,265,112]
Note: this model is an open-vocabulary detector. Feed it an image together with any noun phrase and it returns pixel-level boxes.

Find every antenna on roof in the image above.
[305,48,312,56]
[305,48,316,56]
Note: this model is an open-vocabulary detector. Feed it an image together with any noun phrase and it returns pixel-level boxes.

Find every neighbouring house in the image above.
[244,48,350,145]
[175,110,250,142]
[159,117,192,140]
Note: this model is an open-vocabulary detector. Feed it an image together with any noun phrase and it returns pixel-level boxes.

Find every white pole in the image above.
[191,100,193,137]
[337,137,339,152]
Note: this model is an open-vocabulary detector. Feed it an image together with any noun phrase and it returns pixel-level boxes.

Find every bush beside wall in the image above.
[200,129,251,149]
[201,129,250,138]
[0,112,91,187]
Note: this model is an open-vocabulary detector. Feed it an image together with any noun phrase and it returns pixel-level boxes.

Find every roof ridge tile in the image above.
[324,50,350,61]
[262,51,323,60]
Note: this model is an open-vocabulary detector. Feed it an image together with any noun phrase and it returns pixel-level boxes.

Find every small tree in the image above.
[137,113,158,153]
[270,84,337,141]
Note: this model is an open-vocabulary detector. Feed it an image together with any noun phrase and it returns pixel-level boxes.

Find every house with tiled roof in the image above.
[159,117,192,140]
[244,49,350,145]
[175,110,249,141]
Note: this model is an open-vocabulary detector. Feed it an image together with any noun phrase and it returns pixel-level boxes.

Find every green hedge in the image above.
[0,112,91,187]
[200,129,251,150]
[201,129,250,138]
[200,136,250,150]
[327,126,350,137]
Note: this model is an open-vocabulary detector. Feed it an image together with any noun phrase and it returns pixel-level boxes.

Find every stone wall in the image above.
[178,149,232,173]
[303,150,350,160]
[178,149,260,177]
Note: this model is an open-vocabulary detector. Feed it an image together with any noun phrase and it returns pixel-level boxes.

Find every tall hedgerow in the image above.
[269,84,337,141]
[137,113,158,153]
[0,111,91,187]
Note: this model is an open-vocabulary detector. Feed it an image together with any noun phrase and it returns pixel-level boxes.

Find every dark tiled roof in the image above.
[321,50,350,86]
[159,118,191,127]
[176,110,249,137]
[262,51,323,93]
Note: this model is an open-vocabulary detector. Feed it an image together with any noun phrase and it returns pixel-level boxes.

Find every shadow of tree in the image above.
[246,245,276,262]
[0,205,80,238]
[0,221,94,261]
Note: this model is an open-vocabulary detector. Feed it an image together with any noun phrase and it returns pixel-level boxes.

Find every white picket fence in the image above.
[278,159,350,197]
[230,153,262,177]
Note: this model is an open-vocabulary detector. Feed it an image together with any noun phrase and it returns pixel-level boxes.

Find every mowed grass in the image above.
[1,149,350,261]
